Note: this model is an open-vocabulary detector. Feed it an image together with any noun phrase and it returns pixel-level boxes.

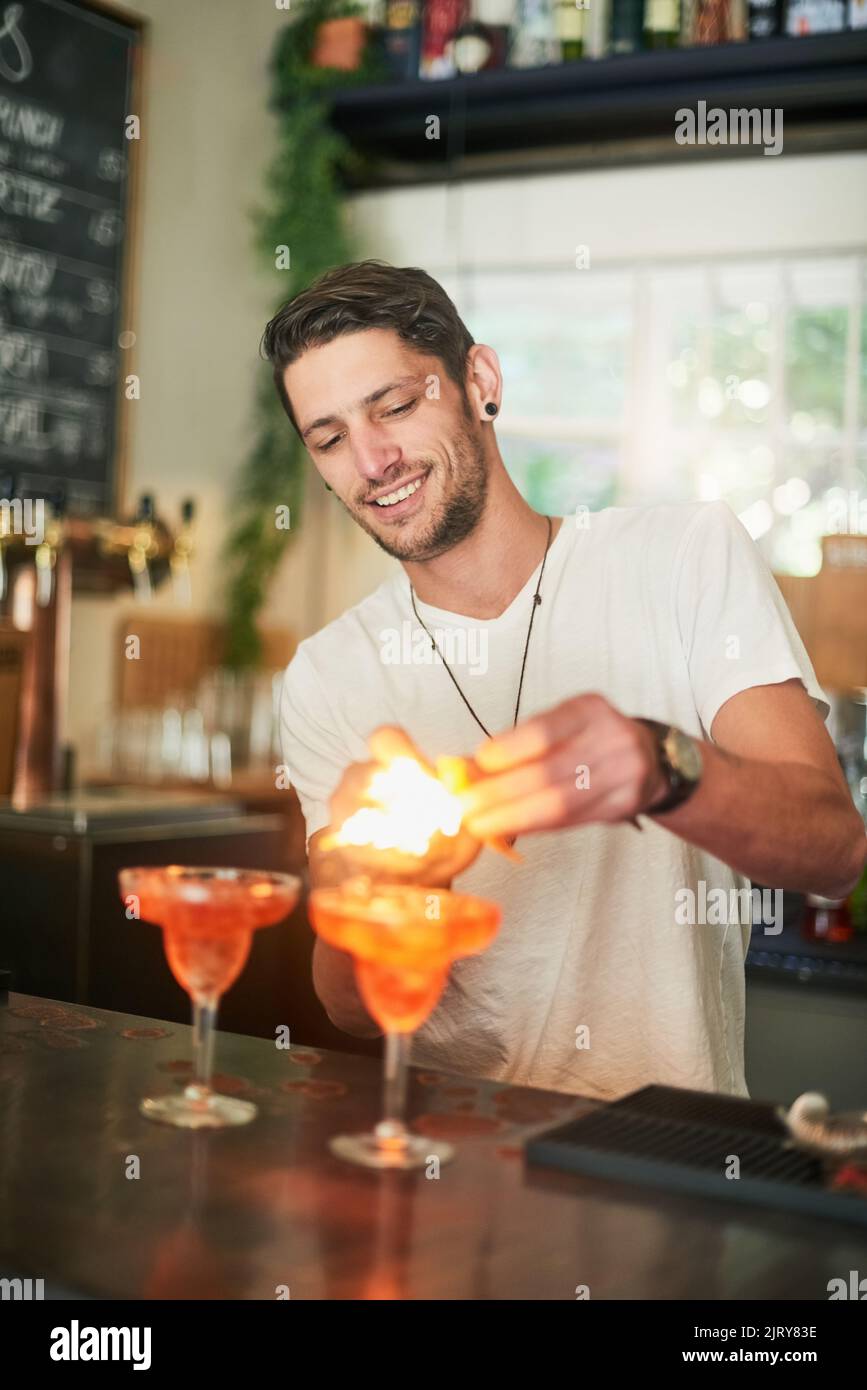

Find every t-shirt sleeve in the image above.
[279,646,353,847]
[674,500,830,740]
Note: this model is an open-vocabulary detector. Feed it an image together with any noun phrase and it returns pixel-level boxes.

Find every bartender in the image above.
[267,258,866,1102]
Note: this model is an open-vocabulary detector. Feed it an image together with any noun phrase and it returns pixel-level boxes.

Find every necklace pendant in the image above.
[409,515,552,748]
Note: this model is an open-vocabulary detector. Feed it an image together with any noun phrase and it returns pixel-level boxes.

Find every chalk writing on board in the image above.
[0,0,138,516]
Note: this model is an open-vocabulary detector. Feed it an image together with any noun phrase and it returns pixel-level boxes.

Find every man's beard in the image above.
[341,418,489,563]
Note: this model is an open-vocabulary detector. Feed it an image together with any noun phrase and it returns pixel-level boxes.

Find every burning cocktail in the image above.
[309,877,500,1168]
[317,745,519,889]
[119,866,300,1129]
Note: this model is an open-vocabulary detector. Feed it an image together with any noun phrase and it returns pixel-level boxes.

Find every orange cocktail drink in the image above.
[311,881,499,1030]
[119,866,300,1128]
[309,878,500,1168]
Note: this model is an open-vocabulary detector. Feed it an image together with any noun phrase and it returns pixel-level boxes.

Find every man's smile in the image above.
[363,469,430,522]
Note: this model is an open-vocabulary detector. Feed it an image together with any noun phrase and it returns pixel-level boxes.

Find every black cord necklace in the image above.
[409,515,554,740]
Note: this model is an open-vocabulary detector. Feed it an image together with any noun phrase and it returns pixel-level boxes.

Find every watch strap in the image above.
[637,718,701,815]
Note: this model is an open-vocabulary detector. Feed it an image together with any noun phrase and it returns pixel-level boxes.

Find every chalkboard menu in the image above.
[0,0,140,516]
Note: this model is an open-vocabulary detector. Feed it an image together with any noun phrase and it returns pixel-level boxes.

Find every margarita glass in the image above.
[119,866,300,1128]
[309,876,500,1168]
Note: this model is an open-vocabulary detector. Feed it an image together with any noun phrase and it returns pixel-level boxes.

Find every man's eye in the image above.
[318,435,342,452]
[384,399,417,418]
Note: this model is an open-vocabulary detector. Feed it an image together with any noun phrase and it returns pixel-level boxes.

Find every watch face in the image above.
[666,728,703,782]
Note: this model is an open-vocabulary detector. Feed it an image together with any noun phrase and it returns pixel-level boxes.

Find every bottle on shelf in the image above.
[382,0,423,80]
[730,0,749,37]
[509,0,561,65]
[420,0,469,76]
[471,0,517,66]
[361,0,388,31]
[610,0,644,50]
[785,0,845,32]
[644,0,682,45]
[747,0,783,35]
[582,0,611,53]
[451,19,498,69]
[361,0,387,66]
[851,0,867,27]
[692,0,733,41]
[553,0,588,57]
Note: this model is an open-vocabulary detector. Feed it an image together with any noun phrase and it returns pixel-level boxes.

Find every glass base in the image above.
[140,1089,257,1129]
[329,1130,455,1170]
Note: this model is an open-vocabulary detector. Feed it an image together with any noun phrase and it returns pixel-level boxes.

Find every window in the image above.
[453,254,866,575]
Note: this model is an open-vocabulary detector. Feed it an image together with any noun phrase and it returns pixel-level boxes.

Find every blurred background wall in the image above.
[2,0,865,1091]
[65,4,867,768]
[65,0,313,771]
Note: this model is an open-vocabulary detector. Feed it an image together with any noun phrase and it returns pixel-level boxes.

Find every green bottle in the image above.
[611,0,644,51]
[643,0,681,45]
[554,0,586,57]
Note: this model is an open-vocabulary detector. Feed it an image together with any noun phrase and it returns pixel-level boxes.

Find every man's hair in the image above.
[260,259,475,433]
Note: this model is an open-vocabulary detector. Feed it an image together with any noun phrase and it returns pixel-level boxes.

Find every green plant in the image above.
[223,0,386,668]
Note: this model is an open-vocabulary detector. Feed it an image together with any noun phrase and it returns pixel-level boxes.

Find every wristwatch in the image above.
[636,719,703,815]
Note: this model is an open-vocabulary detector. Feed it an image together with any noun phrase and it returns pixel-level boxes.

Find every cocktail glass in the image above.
[308,877,500,1169]
[118,865,300,1129]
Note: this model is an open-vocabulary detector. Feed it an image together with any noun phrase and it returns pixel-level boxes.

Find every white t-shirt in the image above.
[280,502,828,1101]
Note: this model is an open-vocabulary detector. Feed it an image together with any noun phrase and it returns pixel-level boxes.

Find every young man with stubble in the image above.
[264,259,865,1103]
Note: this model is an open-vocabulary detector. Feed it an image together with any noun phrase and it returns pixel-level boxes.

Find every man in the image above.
[266,259,865,1102]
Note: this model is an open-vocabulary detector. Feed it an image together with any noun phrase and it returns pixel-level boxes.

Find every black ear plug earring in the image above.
[324,483,333,492]
[484,402,498,417]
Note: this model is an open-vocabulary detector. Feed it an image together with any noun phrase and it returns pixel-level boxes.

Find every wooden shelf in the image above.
[315,33,867,187]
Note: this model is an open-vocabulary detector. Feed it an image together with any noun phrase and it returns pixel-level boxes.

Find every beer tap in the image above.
[128,493,157,602]
[0,473,14,603]
[170,498,195,605]
[34,485,66,608]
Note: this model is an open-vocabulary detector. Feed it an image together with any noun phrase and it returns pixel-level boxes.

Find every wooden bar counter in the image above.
[1,992,864,1301]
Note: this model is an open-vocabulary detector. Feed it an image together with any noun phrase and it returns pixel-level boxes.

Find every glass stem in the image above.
[187,994,218,1104]
[376,1030,412,1147]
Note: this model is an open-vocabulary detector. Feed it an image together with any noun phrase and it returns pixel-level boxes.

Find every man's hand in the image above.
[460,680,866,900]
[312,725,483,889]
[461,693,667,839]
[308,725,483,1040]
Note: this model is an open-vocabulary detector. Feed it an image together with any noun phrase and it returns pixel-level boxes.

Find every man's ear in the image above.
[465,344,502,421]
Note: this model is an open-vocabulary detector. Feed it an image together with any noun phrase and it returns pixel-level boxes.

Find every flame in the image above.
[333,756,463,857]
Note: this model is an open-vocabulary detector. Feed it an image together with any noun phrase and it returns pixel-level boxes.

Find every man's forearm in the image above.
[311,937,382,1039]
[653,740,866,899]
[308,830,382,1038]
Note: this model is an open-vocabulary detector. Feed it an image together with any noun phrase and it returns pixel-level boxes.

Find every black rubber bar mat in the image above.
[525,1084,867,1228]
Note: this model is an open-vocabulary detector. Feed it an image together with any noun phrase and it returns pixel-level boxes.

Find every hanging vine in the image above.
[223,1,385,668]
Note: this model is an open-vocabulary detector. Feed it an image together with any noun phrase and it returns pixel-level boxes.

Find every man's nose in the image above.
[350,421,403,482]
